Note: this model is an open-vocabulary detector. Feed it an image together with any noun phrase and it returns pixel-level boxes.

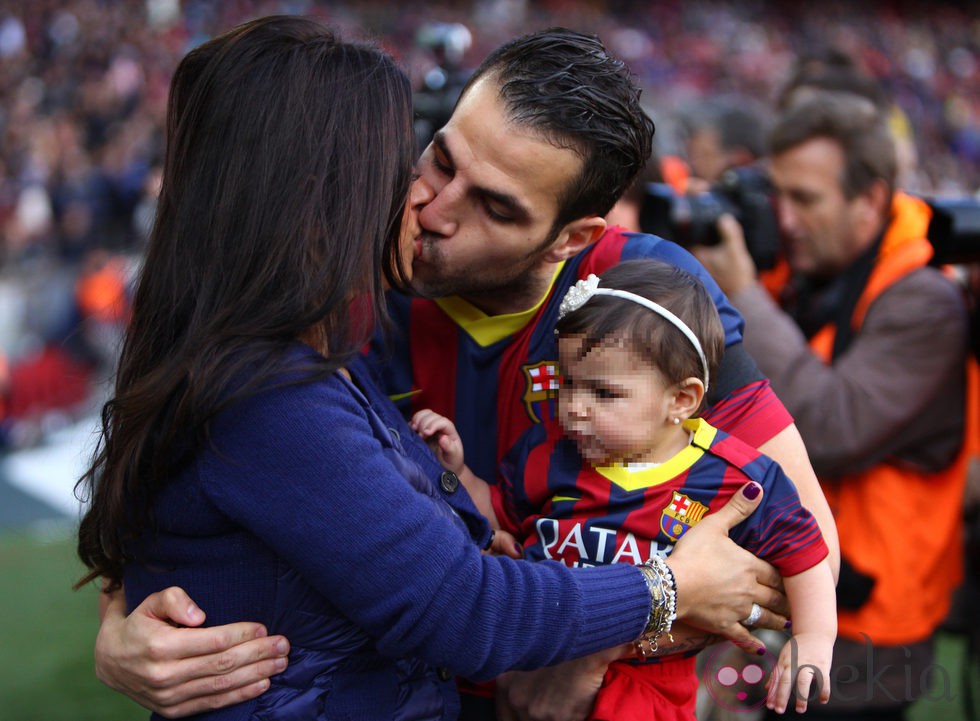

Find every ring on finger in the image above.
[741,602,762,626]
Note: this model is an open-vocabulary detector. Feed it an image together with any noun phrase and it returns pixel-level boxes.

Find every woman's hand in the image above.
[95,586,290,718]
[666,481,790,653]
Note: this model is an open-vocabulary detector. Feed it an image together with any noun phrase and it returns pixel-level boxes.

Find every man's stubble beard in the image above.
[410,232,560,312]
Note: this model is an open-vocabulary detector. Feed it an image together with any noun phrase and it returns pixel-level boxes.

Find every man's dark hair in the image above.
[463,28,655,233]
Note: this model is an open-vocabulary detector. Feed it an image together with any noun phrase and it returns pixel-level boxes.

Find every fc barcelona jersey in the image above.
[496,418,828,579]
[370,228,791,481]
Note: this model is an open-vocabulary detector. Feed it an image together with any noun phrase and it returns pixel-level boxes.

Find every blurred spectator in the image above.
[680,97,770,185]
[695,91,971,720]
[0,0,978,442]
[411,21,474,150]
[775,45,925,193]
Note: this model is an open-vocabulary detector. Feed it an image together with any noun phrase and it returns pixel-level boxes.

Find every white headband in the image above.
[558,274,710,392]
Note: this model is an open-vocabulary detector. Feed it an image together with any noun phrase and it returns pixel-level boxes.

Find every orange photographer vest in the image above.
[810,192,972,645]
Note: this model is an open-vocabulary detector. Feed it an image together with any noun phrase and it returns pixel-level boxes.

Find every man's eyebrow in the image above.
[432,131,454,168]
[433,130,532,223]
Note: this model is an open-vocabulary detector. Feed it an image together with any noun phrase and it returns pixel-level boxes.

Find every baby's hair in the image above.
[556,260,725,396]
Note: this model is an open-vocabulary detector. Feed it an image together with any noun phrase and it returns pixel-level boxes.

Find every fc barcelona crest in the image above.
[521,361,559,423]
[660,491,709,541]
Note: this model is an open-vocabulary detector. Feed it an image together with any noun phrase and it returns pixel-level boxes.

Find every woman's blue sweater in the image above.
[124,345,649,720]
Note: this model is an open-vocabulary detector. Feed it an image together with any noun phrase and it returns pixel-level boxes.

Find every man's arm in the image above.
[759,423,840,580]
[95,586,289,719]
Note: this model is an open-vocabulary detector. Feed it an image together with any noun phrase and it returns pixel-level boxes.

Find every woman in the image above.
[76,16,778,720]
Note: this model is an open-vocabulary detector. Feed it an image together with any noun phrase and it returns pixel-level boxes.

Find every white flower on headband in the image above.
[558,274,601,319]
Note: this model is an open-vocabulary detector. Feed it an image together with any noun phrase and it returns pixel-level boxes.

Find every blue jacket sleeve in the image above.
[200,374,649,680]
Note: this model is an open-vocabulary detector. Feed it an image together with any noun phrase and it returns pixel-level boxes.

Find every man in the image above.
[696,91,969,719]
[682,98,769,185]
[92,29,837,720]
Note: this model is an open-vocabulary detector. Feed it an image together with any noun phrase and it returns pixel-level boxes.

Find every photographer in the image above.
[695,90,970,719]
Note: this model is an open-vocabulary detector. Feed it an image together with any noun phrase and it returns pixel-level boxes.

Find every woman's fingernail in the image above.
[742,482,761,500]
[756,647,766,656]
[514,543,522,554]
[784,619,793,630]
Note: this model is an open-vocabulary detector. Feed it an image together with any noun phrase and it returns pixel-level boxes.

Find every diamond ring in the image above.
[741,602,763,626]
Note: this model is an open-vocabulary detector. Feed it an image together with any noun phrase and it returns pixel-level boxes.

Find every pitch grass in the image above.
[0,528,975,721]
[0,524,144,721]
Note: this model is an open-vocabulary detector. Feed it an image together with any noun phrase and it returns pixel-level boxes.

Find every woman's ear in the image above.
[670,377,705,421]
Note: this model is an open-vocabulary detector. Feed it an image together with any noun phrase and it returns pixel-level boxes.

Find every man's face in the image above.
[412,76,585,312]
[769,137,869,278]
[687,126,727,184]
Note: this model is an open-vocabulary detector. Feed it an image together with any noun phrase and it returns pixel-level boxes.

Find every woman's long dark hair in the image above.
[75,15,415,589]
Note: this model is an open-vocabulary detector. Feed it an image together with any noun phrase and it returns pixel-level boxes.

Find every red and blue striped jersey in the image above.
[495,418,828,578]
[372,228,791,481]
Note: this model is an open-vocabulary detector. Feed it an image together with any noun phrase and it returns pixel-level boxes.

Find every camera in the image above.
[640,166,980,269]
[638,166,781,270]
[924,196,980,266]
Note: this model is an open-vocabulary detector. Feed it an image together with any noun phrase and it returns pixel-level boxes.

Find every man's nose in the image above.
[418,179,461,238]
[776,200,798,236]
[409,174,436,209]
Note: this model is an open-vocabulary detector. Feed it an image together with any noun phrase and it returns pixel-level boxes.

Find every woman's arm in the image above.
[95,478,784,718]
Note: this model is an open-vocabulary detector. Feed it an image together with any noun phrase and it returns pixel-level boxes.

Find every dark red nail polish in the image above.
[742,482,761,500]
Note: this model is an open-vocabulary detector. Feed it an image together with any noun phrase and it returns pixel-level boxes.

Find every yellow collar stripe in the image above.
[434,262,567,347]
[594,418,717,492]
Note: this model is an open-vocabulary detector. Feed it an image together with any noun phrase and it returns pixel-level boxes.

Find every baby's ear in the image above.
[671,377,705,420]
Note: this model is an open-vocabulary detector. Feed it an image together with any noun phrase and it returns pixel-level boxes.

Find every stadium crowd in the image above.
[0,0,978,443]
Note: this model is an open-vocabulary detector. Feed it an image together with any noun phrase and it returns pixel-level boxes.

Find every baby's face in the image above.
[556,335,678,466]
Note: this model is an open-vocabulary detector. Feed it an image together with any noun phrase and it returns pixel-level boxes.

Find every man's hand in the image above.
[495,645,626,721]
[96,587,290,718]
[691,214,758,298]
[667,482,789,653]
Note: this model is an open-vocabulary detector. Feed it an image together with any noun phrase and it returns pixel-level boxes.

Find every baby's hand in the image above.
[767,632,833,714]
[485,528,524,559]
[410,409,464,474]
